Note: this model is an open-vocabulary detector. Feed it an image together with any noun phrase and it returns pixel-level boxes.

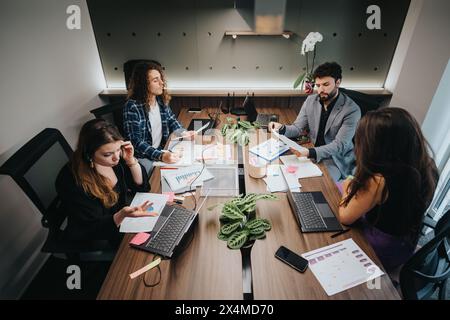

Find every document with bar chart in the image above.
[163,165,214,193]
[301,238,384,296]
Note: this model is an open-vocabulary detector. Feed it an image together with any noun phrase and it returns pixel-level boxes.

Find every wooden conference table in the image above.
[97,107,400,300]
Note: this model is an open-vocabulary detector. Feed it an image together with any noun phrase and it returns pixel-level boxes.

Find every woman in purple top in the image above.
[338,107,438,271]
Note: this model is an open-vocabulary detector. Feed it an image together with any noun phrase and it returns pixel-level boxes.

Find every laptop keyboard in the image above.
[146,207,193,255]
[290,192,326,229]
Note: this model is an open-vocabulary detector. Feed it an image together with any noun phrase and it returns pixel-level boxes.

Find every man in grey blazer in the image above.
[270,62,361,181]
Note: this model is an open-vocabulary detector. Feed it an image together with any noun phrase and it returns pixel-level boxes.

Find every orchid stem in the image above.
[312,47,316,76]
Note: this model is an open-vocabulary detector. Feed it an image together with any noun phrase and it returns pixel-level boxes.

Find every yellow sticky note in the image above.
[129,258,161,279]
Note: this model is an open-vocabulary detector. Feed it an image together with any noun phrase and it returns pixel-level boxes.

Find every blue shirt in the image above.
[123,97,185,161]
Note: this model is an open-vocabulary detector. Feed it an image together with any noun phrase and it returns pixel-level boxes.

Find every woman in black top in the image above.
[56,119,153,247]
[338,107,438,270]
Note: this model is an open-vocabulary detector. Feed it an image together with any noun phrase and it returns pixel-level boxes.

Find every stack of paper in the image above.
[271,130,309,154]
[263,164,301,192]
[280,155,323,178]
[154,141,233,166]
[263,165,288,192]
[280,165,301,191]
[195,144,233,164]
[161,165,214,193]
[301,238,384,296]
[119,193,169,233]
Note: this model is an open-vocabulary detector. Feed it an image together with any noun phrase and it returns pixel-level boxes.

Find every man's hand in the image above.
[268,122,283,132]
[289,147,309,158]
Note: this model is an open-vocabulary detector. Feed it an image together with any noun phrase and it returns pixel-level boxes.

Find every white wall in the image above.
[385,0,450,124]
[0,0,105,298]
[422,60,450,171]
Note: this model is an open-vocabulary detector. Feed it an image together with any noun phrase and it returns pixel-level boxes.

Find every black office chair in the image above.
[399,209,450,300]
[340,88,385,158]
[90,100,126,136]
[340,87,384,118]
[0,128,114,261]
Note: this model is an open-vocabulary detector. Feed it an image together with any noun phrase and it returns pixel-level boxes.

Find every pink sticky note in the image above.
[163,192,175,202]
[287,165,298,173]
[130,232,150,246]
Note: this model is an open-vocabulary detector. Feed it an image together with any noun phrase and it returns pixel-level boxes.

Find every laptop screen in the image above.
[243,95,257,122]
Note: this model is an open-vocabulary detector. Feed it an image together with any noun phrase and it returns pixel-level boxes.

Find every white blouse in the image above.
[148,101,162,148]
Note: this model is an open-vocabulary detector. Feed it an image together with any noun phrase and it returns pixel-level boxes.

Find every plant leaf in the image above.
[249,226,266,235]
[238,131,249,146]
[241,202,256,214]
[293,72,307,89]
[217,231,230,241]
[260,218,272,231]
[219,215,234,223]
[227,230,249,249]
[238,120,252,129]
[222,203,245,221]
[243,193,258,203]
[253,121,261,128]
[222,211,243,221]
[249,232,266,241]
[220,221,242,235]
[254,194,278,201]
[245,218,265,230]
[221,124,228,136]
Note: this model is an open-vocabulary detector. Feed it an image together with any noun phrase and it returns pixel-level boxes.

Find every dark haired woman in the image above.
[123,61,195,173]
[56,119,153,247]
[338,107,438,271]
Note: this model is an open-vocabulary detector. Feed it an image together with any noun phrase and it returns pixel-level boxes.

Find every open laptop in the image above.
[130,194,210,258]
[287,191,343,233]
[243,94,278,128]
[187,101,221,134]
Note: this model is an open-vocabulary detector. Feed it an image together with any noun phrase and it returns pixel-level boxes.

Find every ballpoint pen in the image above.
[330,228,351,238]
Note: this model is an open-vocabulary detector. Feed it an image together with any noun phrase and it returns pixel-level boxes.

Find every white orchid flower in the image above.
[310,32,323,42]
[301,31,323,55]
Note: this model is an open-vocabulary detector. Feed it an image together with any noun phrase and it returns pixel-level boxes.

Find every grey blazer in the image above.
[284,92,361,177]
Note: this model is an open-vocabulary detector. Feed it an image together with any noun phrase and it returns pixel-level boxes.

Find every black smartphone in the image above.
[275,246,308,273]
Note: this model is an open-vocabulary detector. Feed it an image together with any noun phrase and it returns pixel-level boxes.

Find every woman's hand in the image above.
[181,130,196,141]
[342,176,354,195]
[114,200,158,226]
[162,151,180,163]
[122,201,158,217]
[121,141,136,165]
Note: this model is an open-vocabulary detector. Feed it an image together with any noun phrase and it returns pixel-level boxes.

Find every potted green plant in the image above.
[209,193,277,249]
[221,117,260,146]
[293,31,323,94]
